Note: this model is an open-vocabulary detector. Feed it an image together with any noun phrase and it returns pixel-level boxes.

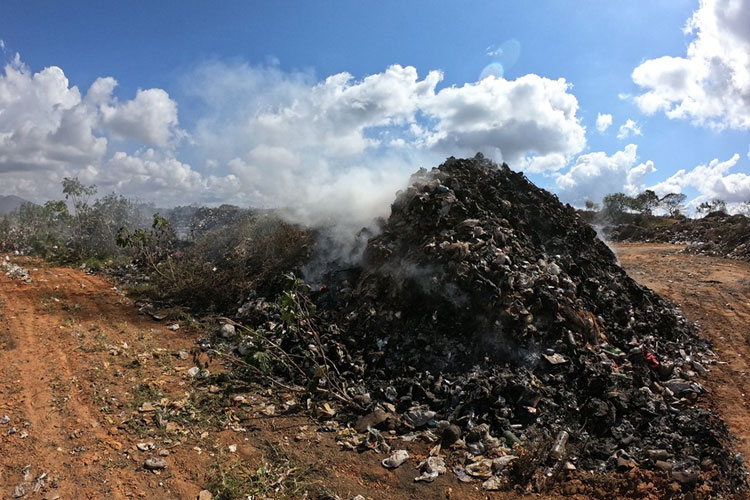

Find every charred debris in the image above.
[201,155,746,496]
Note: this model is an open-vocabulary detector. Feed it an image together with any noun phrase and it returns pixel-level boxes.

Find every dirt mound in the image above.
[222,156,746,496]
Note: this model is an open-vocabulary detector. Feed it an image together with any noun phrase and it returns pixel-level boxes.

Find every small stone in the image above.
[144,458,167,470]
[647,449,670,460]
[168,324,180,331]
[12,484,26,498]
[655,460,673,471]
[672,470,698,484]
[43,493,60,500]
[198,490,213,500]
[138,402,156,412]
[228,444,237,453]
[221,324,236,338]
[0,415,9,424]
[137,442,155,451]
[165,422,181,433]
[187,367,201,378]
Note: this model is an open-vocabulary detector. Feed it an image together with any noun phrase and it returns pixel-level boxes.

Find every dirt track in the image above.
[0,262,215,499]
[1,247,749,499]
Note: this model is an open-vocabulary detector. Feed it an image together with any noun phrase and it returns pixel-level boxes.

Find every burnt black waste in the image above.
[227,155,746,495]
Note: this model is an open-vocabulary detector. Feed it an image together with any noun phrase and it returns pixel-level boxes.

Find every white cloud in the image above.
[184,62,587,224]
[0,58,107,174]
[101,87,183,148]
[596,113,613,133]
[0,55,192,202]
[555,144,656,204]
[631,0,750,129]
[420,74,586,172]
[649,153,750,203]
[2,54,587,226]
[616,119,642,139]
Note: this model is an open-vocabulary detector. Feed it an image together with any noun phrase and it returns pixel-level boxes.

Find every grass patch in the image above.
[207,441,333,500]
[129,383,163,409]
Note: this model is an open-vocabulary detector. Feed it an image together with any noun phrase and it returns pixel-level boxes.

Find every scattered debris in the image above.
[381,450,409,469]
[143,458,167,470]
[2,257,32,283]
[414,456,447,482]
[197,156,747,494]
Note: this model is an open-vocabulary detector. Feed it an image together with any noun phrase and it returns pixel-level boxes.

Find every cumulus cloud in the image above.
[649,153,750,204]
[0,56,107,174]
[420,74,586,172]
[555,144,656,205]
[631,0,750,129]
[0,54,193,202]
[184,62,586,225]
[101,88,183,148]
[3,53,588,224]
[616,119,642,139]
[596,113,613,133]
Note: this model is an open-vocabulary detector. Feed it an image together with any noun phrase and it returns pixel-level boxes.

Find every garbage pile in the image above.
[221,156,746,496]
[1,256,31,283]
[606,212,750,262]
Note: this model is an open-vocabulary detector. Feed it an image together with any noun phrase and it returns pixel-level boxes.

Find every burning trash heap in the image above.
[224,155,746,495]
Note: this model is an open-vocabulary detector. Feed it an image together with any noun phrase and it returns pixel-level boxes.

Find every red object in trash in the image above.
[645,351,660,369]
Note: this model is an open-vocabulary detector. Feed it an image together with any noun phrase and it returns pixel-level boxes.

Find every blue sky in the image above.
[1,0,749,219]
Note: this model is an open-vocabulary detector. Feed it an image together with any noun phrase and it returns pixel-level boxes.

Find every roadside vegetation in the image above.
[0,178,311,314]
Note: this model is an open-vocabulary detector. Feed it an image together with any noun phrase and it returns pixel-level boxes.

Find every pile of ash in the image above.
[220,155,746,496]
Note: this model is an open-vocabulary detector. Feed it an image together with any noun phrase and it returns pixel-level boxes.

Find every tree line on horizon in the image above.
[583,190,743,219]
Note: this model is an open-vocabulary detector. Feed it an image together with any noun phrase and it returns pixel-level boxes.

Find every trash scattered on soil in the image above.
[605,211,750,262]
[2,256,32,283]
[381,450,409,469]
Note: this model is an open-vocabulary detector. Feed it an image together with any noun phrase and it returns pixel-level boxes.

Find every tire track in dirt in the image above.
[0,265,131,499]
[0,261,210,499]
